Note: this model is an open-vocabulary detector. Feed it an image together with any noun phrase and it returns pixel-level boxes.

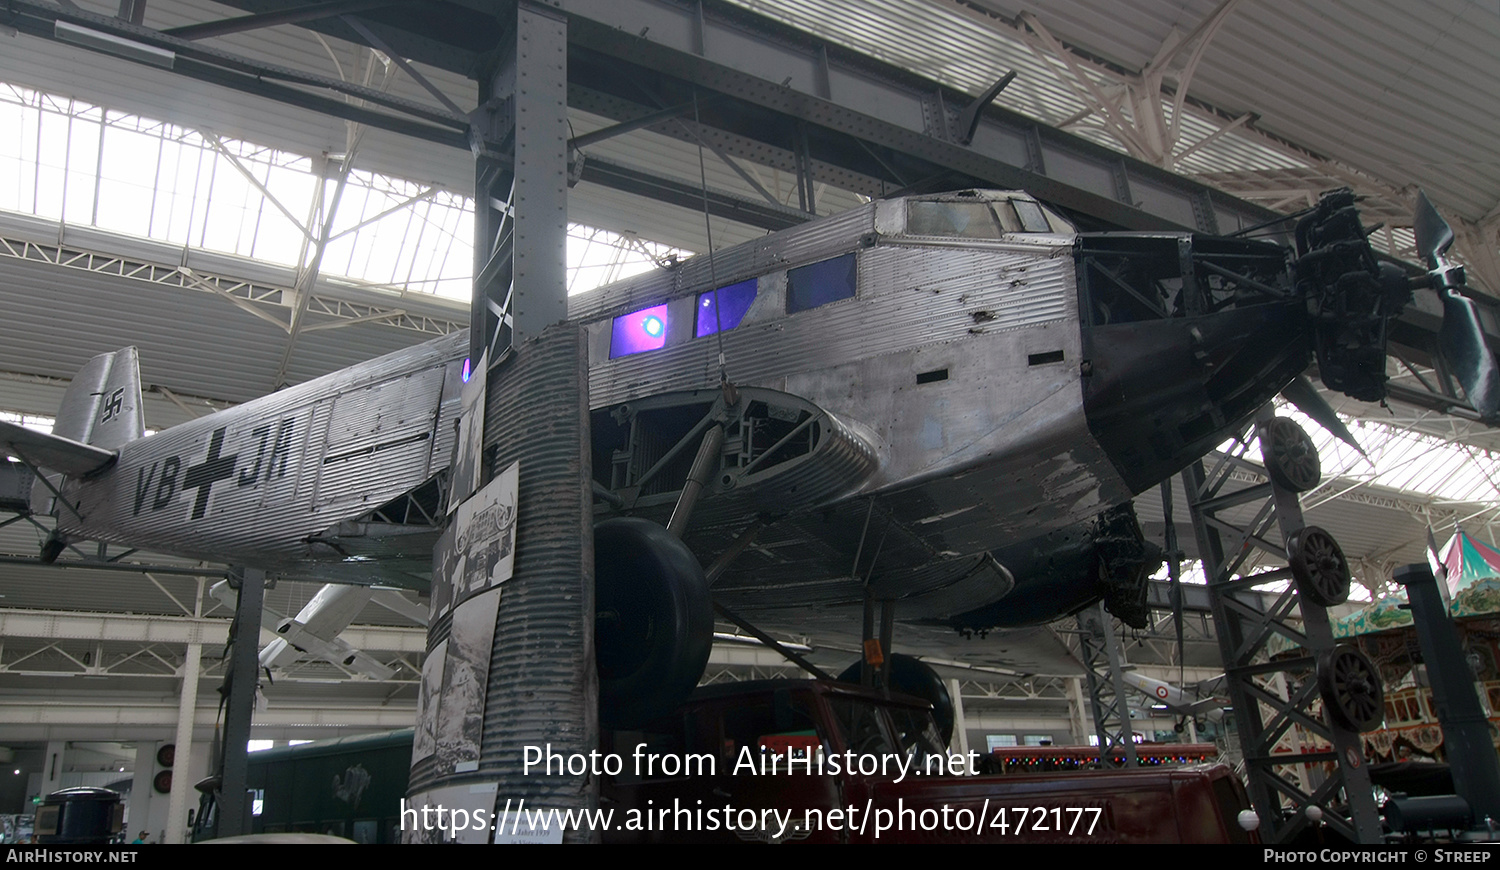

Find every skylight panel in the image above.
[0,81,689,304]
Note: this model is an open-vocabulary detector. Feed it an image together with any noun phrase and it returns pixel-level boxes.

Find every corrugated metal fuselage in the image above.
[582,203,1128,531]
[578,196,1140,627]
[59,332,466,583]
[52,192,1297,633]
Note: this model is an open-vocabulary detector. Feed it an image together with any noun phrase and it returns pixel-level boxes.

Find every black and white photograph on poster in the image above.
[448,349,487,516]
[400,789,441,845]
[432,586,501,776]
[453,459,518,606]
[401,783,497,844]
[411,638,447,765]
[430,523,457,623]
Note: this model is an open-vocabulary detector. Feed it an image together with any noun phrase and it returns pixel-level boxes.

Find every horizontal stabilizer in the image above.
[0,421,116,477]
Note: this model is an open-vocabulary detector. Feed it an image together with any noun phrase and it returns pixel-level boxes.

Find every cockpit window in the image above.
[1011,199,1053,233]
[696,278,757,337]
[609,303,669,358]
[907,201,1002,239]
[908,199,1059,237]
[787,254,856,314]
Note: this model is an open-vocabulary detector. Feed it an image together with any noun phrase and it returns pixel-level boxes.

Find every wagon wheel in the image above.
[1262,417,1321,493]
[1317,645,1384,733]
[1288,526,1351,607]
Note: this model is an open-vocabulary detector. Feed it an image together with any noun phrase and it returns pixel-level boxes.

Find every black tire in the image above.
[838,653,955,745]
[594,518,713,728]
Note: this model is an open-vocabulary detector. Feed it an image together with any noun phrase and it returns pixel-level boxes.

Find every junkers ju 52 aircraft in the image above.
[2,187,1496,722]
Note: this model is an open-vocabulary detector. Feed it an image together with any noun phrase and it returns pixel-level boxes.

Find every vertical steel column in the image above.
[794,122,816,214]
[948,678,971,758]
[1077,602,1139,767]
[128,743,157,841]
[481,324,597,842]
[1185,409,1380,843]
[411,1,587,842]
[164,578,205,844]
[470,0,570,376]
[1395,563,1500,825]
[1067,676,1090,743]
[215,565,264,839]
[163,641,200,843]
[41,741,65,797]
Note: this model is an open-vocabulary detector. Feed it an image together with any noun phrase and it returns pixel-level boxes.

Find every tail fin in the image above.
[25,348,143,518]
[55,347,144,450]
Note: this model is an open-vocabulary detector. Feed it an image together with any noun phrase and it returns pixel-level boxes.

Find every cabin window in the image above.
[696,278,758,337]
[907,201,1002,239]
[786,253,856,314]
[609,303,669,358]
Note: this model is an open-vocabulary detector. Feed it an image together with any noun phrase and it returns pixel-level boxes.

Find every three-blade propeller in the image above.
[1415,191,1500,421]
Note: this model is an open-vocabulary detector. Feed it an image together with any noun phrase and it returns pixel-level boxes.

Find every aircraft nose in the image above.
[1080,301,1309,494]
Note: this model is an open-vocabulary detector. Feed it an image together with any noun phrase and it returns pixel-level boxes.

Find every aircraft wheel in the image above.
[594,518,713,728]
[1317,644,1384,733]
[838,653,955,745]
[1288,526,1351,607]
[1263,417,1321,493]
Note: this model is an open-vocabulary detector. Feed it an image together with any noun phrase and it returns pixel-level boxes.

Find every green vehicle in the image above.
[194,730,414,844]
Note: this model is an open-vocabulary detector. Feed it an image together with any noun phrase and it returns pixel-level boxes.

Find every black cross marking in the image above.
[184,427,238,520]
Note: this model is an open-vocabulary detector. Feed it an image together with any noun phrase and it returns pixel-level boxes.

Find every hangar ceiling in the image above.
[0,0,1495,746]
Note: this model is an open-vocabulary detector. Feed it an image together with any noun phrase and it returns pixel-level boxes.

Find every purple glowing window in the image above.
[610,304,670,358]
[696,279,758,337]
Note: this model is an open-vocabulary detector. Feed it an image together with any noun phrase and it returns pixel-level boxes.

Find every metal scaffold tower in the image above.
[1183,407,1383,843]
[1077,602,1140,767]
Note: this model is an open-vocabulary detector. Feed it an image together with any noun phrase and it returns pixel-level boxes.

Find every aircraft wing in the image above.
[210,580,398,680]
[269,620,396,681]
[265,585,400,680]
[289,585,374,638]
[0,421,115,477]
[371,589,430,626]
[208,579,290,626]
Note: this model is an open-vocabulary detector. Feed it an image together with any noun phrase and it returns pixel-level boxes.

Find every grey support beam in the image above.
[579,157,809,231]
[162,0,410,41]
[0,607,424,651]
[556,0,1264,233]
[214,565,265,840]
[4,0,470,143]
[470,1,571,367]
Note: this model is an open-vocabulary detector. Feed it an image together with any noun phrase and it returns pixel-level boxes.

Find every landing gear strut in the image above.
[838,653,956,745]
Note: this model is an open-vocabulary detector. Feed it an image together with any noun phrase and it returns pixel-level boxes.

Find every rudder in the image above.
[28,347,143,519]
[55,347,144,450]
